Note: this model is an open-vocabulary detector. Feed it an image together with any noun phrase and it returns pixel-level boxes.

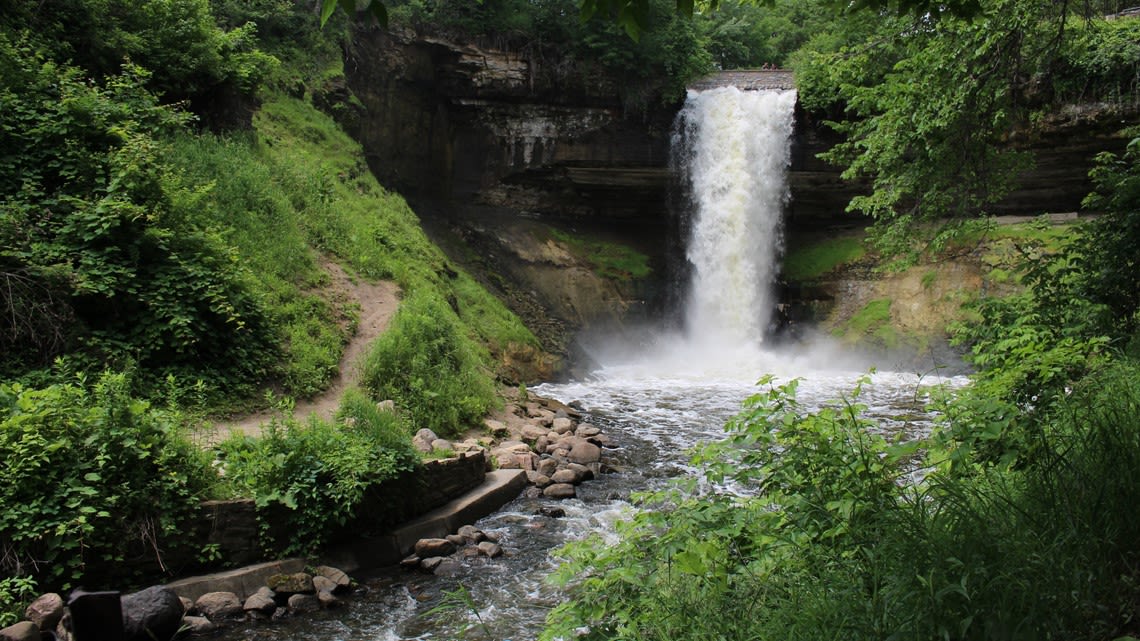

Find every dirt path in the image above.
[201,262,399,446]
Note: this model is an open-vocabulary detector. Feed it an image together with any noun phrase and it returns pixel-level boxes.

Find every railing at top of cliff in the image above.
[688,70,795,92]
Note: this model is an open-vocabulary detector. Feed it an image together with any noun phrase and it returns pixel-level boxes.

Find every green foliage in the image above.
[789,0,1140,265]
[0,576,38,628]
[0,373,216,591]
[0,36,279,400]
[699,0,832,68]
[545,369,1140,641]
[361,292,497,438]
[781,234,866,280]
[0,0,276,100]
[1056,18,1140,104]
[164,134,347,399]
[549,228,652,280]
[217,388,418,555]
[1079,139,1140,337]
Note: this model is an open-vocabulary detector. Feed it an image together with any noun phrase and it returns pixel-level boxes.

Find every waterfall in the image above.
[672,87,797,347]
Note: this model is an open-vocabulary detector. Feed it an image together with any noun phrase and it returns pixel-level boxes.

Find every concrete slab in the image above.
[389,469,527,557]
[165,558,306,601]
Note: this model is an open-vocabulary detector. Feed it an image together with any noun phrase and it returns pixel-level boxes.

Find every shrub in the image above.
[360,291,497,438]
[0,373,216,591]
[546,368,1140,641]
[217,390,419,555]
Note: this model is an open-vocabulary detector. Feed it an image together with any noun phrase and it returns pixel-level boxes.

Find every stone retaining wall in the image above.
[172,452,487,577]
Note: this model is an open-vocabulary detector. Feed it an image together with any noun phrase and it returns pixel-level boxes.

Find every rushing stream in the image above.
[220,87,967,641]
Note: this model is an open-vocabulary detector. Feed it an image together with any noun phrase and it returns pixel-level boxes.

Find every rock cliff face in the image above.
[341,28,674,222]
[335,29,1136,347]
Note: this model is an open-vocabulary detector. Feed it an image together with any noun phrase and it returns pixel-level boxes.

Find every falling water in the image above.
[220,83,964,641]
[673,87,797,347]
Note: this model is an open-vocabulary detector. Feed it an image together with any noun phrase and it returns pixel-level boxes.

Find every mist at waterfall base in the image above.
[579,86,938,384]
[218,88,964,641]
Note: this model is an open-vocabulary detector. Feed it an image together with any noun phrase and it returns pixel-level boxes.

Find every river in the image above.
[217,85,967,640]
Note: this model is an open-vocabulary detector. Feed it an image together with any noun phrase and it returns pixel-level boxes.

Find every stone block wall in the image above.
[164,452,486,578]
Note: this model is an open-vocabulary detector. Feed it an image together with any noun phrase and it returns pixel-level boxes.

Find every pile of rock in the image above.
[0,565,356,640]
[401,525,503,576]
[411,395,615,501]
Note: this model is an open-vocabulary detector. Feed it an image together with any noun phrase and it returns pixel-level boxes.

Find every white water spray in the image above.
[674,87,797,348]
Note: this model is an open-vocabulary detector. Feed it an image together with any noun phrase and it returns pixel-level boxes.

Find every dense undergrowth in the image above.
[0,0,540,620]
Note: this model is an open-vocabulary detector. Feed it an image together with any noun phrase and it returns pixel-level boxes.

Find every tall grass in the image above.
[359,291,497,438]
[165,92,538,420]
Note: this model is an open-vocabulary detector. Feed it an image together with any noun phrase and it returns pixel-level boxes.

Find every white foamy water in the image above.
[674,87,797,345]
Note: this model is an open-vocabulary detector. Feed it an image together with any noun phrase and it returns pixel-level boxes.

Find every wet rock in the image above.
[400,555,422,570]
[0,621,38,641]
[54,613,72,641]
[446,534,467,546]
[420,557,445,572]
[523,486,543,499]
[569,440,601,465]
[527,471,552,488]
[567,462,595,481]
[122,586,183,641]
[543,483,576,499]
[415,538,456,557]
[194,591,242,621]
[318,591,343,609]
[433,559,462,576]
[483,530,501,543]
[539,506,566,518]
[537,458,558,476]
[181,616,217,634]
[267,572,313,595]
[287,593,320,614]
[243,588,276,615]
[25,593,64,631]
[592,433,617,448]
[477,541,503,558]
[312,576,338,595]
[575,423,601,437]
[314,566,352,593]
[551,468,580,485]
[458,525,485,543]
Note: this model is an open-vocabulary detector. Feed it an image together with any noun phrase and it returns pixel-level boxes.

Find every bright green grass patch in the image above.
[549,228,652,280]
[165,134,347,400]
[252,93,534,430]
[359,291,497,439]
[783,235,867,280]
[837,298,899,348]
